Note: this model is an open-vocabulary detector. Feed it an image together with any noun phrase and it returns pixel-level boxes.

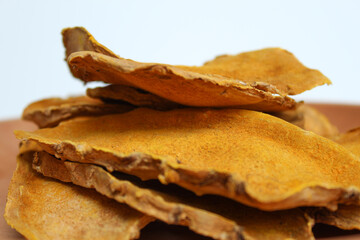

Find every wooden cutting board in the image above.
[1,104,360,240]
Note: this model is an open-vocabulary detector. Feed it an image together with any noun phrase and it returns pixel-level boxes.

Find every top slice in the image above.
[63,27,330,111]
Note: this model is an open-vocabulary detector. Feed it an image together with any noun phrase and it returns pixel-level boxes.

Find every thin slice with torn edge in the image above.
[22,96,134,128]
[63,27,329,97]
[272,104,339,138]
[87,85,181,111]
[62,26,119,59]
[4,152,153,240]
[68,51,297,111]
[15,108,360,211]
[33,151,315,240]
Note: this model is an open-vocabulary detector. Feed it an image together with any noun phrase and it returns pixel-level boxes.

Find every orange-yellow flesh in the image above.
[68,51,296,111]
[178,48,331,95]
[272,104,339,138]
[34,151,315,240]
[62,27,119,59]
[87,85,181,110]
[22,96,134,128]
[15,108,360,210]
[4,152,153,240]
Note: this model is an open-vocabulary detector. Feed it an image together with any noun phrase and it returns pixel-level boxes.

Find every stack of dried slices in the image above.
[5,27,360,240]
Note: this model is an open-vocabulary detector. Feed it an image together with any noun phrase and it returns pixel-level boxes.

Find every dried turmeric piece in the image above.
[68,50,298,111]
[33,151,315,240]
[15,108,360,210]
[4,152,153,240]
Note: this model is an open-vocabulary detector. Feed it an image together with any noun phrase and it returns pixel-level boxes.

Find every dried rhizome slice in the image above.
[67,49,304,111]
[64,27,330,112]
[22,95,134,128]
[33,151,315,240]
[87,85,181,111]
[15,108,360,211]
[308,128,360,230]
[62,26,119,59]
[4,152,153,240]
[271,104,339,138]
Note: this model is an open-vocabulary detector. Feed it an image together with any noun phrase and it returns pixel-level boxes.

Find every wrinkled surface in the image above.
[62,27,119,59]
[34,151,315,240]
[22,96,134,128]
[15,108,360,210]
[272,104,339,137]
[4,152,153,240]
[87,85,181,111]
[68,51,297,111]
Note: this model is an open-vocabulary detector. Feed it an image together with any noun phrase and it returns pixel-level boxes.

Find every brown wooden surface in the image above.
[1,104,360,240]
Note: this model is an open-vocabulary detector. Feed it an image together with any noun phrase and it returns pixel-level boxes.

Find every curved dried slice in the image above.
[15,108,360,210]
[4,152,153,240]
[22,96,134,128]
[33,151,315,240]
[68,51,296,111]
[87,85,181,111]
[62,27,119,59]
[272,104,339,137]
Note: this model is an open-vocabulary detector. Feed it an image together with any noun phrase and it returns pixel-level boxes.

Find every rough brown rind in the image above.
[4,152,154,240]
[68,51,297,111]
[87,85,182,111]
[33,151,315,240]
[15,108,360,210]
[22,96,134,128]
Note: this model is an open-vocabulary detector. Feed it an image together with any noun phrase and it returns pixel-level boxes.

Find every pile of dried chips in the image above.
[5,27,360,240]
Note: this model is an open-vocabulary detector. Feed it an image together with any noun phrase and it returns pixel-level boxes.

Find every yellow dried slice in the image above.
[22,96,134,128]
[87,85,181,111]
[34,151,315,240]
[4,152,153,240]
[272,104,339,138]
[15,108,360,210]
[62,26,119,59]
[68,51,296,111]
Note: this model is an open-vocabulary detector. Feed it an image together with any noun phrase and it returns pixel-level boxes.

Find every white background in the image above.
[1,0,359,120]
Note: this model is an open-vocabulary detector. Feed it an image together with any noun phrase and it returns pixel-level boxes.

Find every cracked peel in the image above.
[34,151,315,240]
[14,108,360,210]
[4,152,153,240]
